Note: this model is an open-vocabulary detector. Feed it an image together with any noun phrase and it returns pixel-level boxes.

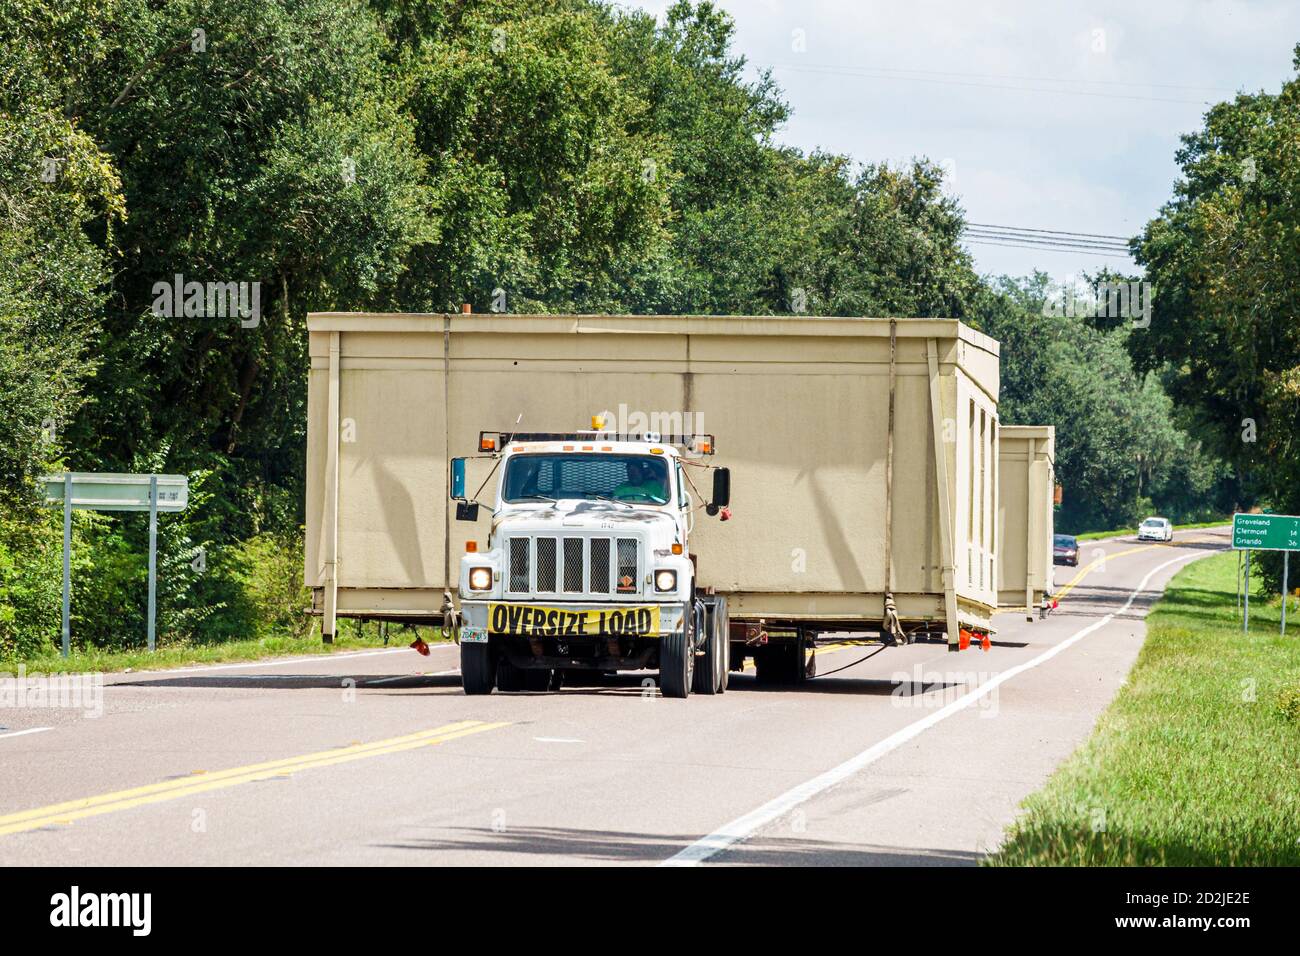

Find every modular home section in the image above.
[305,313,1000,647]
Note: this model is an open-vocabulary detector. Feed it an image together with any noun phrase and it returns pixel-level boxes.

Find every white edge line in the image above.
[660,548,1205,867]
[0,727,53,741]
[111,645,447,678]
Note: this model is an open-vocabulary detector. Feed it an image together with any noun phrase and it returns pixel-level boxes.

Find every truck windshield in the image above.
[502,454,670,504]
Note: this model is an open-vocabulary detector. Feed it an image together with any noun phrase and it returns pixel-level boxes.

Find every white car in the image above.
[1138,516,1174,542]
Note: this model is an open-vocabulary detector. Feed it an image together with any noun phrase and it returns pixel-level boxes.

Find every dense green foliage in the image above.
[1132,46,1300,585]
[976,275,1243,531]
[0,0,1246,658]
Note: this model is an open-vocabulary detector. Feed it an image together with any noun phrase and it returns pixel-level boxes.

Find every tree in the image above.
[1131,47,1300,522]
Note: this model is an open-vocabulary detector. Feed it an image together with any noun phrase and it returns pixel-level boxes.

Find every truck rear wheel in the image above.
[716,598,730,692]
[693,598,728,695]
[659,628,693,699]
[461,643,496,695]
[497,657,553,693]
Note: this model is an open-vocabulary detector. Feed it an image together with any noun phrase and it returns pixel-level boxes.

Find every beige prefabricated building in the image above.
[304,313,1000,647]
[996,424,1056,614]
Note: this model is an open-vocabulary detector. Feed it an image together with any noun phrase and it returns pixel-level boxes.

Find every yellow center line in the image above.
[0,719,510,838]
[1052,543,1162,603]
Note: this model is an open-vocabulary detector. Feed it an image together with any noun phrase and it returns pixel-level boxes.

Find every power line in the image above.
[768,62,1224,106]
[964,238,1134,259]
[769,61,1236,96]
[964,230,1131,254]
[966,222,1133,243]
[959,222,1136,258]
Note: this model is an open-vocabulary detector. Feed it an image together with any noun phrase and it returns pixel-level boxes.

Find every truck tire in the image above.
[693,604,722,695]
[496,656,553,693]
[716,598,730,692]
[659,623,693,699]
[523,667,553,692]
[461,643,496,695]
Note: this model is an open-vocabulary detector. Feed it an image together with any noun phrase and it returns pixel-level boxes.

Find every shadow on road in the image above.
[378,825,979,866]
[112,674,464,690]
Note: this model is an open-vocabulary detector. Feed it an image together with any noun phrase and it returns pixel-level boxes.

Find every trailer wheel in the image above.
[753,644,785,684]
[692,602,723,695]
[461,643,496,695]
[754,632,808,685]
[659,623,693,699]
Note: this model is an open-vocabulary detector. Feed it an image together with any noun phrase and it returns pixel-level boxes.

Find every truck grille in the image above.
[505,535,641,598]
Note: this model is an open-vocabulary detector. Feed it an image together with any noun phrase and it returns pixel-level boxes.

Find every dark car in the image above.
[1053,534,1079,566]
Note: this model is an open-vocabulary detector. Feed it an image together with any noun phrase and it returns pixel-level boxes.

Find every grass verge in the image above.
[988,550,1300,865]
[1075,518,1229,542]
[1,622,452,675]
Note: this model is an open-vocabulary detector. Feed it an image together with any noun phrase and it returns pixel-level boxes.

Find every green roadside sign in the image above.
[1232,512,1300,551]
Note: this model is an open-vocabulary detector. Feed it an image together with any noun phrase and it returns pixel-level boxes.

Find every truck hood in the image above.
[492,501,676,536]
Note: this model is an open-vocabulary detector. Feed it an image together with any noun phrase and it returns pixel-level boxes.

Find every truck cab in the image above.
[450,425,731,698]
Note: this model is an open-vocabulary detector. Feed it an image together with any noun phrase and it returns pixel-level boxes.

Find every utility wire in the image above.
[769,63,1222,106]
[964,238,1134,259]
[959,222,1136,258]
[966,222,1133,243]
[769,61,1236,96]
[964,232,1131,253]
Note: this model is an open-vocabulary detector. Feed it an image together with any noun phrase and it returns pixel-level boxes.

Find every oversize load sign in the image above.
[489,603,660,636]
[1232,513,1300,551]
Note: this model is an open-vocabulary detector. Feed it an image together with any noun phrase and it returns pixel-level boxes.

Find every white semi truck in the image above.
[449,423,732,697]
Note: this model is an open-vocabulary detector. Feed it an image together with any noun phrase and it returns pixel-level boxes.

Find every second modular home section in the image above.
[997,424,1056,613]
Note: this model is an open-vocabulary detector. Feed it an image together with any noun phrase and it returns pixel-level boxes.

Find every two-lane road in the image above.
[0,528,1229,865]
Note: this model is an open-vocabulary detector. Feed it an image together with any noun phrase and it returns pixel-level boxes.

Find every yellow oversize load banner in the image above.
[488,603,660,637]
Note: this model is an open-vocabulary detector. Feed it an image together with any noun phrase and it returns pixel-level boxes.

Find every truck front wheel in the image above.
[659,629,693,698]
[461,643,496,695]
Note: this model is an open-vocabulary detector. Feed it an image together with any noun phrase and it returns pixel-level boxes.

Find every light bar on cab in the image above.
[477,430,715,454]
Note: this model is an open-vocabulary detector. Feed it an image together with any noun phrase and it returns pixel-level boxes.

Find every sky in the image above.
[629,0,1300,284]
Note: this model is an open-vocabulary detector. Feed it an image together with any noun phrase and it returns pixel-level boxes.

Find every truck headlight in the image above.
[654,569,677,592]
[468,567,493,591]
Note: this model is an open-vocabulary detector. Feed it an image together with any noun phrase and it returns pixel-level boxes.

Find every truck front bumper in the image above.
[459,599,685,637]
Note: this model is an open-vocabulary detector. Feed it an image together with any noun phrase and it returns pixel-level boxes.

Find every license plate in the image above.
[460,626,489,644]
[487,604,661,637]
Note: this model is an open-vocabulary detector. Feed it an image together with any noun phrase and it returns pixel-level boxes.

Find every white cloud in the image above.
[625,0,1300,278]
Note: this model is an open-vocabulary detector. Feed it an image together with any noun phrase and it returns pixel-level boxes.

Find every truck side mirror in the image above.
[706,467,731,515]
[456,500,480,522]
[450,457,466,500]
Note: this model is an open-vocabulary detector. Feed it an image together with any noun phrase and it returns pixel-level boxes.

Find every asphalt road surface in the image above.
[0,527,1229,866]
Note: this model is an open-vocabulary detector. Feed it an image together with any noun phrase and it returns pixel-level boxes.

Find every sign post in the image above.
[1283,551,1290,637]
[42,473,189,657]
[148,475,159,653]
[1231,513,1300,636]
[62,473,72,658]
